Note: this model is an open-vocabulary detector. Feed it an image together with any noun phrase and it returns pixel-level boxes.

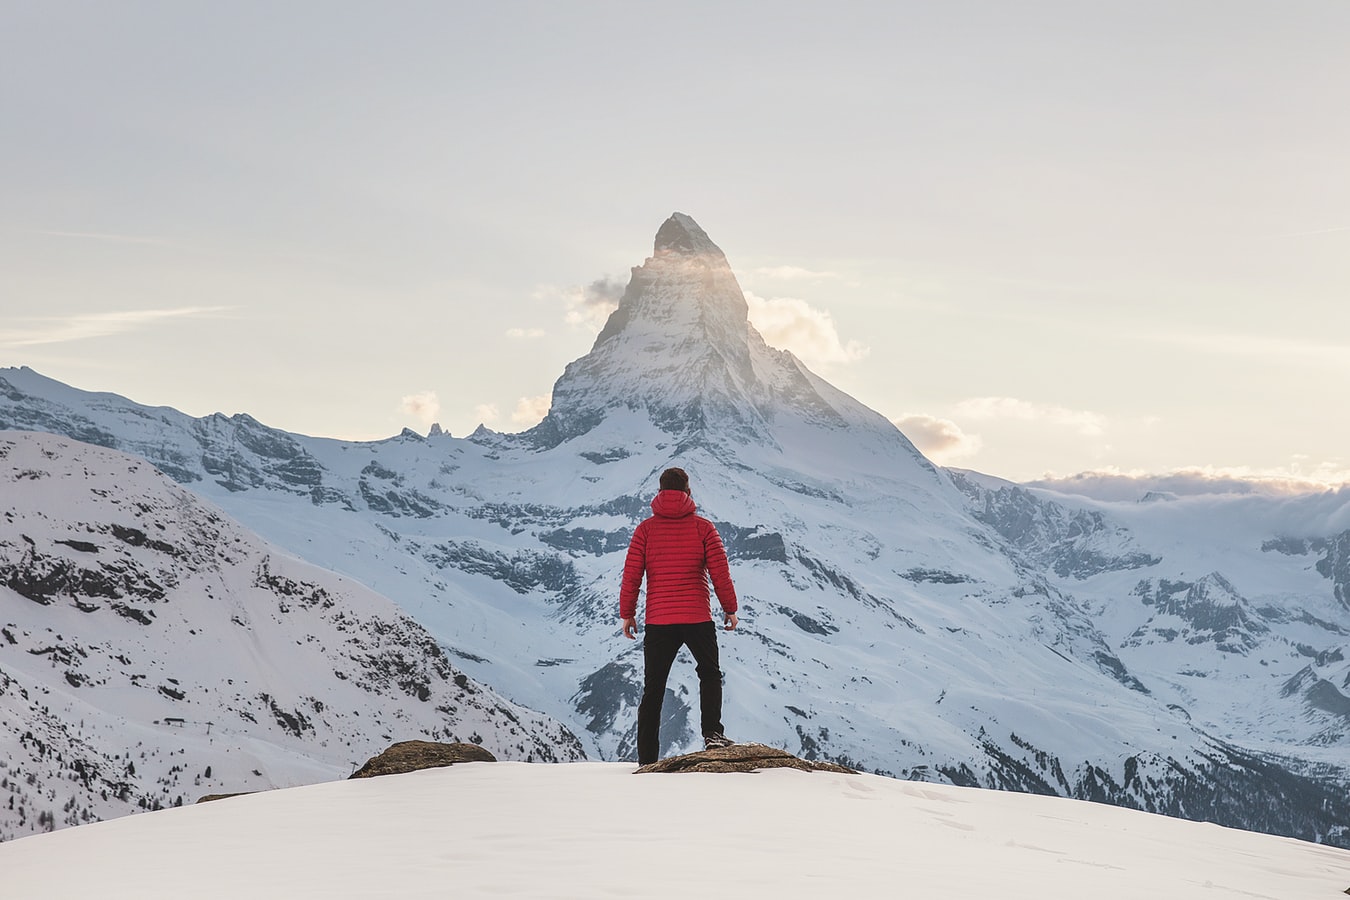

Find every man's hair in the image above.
[659,467,690,492]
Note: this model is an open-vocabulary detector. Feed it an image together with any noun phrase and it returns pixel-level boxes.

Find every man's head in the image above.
[659,467,690,494]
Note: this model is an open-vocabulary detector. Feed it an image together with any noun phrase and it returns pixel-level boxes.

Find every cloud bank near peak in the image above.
[399,391,440,426]
[953,396,1107,437]
[893,413,983,464]
[745,292,868,370]
[1025,466,1350,501]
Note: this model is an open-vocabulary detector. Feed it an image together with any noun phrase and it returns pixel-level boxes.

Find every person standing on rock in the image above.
[620,466,739,765]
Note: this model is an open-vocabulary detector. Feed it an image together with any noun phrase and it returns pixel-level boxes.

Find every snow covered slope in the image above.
[949,472,1350,757]
[2,762,1348,900]
[1,214,1348,846]
[0,432,583,840]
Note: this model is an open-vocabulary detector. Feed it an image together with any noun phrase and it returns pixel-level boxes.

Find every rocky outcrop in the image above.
[634,743,856,775]
[349,740,497,779]
[950,473,1161,579]
[1264,531,1350,611]
[196,792,253,804]
[1126,574,1269,654]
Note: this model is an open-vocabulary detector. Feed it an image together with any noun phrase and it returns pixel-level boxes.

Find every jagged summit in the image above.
[590,213,748,353]
[525,213,916,459]
[653,212,726,260]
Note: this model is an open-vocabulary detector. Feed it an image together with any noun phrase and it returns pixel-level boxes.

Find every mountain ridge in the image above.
[526,213,920,461]
[2,214,1349,845]
[0,430,583,839]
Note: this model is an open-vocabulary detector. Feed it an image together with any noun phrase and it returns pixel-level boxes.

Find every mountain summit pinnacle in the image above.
[653,212,726,260]
[524,214,923,463]
[589,212,746,351]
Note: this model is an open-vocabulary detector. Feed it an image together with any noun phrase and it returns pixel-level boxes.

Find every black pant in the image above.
[637,620,724,765]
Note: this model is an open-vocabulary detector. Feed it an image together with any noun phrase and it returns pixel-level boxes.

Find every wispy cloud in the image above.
[752,265,841,281]
[953,397,1107,437]
[474,403,500,424]
[892,413,982,463]
[399,390,440,426]
[1146,332,1350,369]
[534,276,627,333]
[745,292,868,369]
[0,307,232,348]
[1264,224,1350,239]
[506,327,546,339]
[34,229,174,246]
[1027,463,1350,500]
[511,394,551,426]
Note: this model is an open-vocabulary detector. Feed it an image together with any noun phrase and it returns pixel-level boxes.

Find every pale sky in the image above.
[3,2,1348,487]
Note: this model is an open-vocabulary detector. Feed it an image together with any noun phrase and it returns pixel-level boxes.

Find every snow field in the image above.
[2,761,1348,899]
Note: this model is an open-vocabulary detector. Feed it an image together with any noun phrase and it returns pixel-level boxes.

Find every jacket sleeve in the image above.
[618,522,647,619]
[702,521,738,615]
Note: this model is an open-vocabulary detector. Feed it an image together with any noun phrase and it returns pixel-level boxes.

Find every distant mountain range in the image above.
[2,213,1347,845]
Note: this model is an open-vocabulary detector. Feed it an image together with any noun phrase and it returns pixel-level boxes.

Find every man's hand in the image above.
[724,612,738,631]
[621,617,637,640]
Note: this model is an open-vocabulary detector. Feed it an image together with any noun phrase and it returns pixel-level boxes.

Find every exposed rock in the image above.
[349,740,497,779]
[634,743,856,775]
[950,472,1161,579]
[196,792,254,804]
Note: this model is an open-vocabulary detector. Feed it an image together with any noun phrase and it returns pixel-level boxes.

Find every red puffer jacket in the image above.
[619,490,738,625]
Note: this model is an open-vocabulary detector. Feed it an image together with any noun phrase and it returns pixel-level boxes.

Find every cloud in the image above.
[35,229,173,246]
[506,327,546,339]
[1266,224,1350,239]
[538,276,627,333]
[892,414,983,463]
[744,292,869,369]
[511,394,551,426]
[0,307,231,348]
[953,396,1107,437]
[474,403,500,424]
[531,277,627,333]
[752,265,841,281]
[1025,464,1350,500]
[1147,332,1350,370]
[399,391,440,426]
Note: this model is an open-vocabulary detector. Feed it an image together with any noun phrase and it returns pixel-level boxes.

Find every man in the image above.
[620,466,739,765]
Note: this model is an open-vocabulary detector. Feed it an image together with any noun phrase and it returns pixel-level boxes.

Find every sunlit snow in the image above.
[2,762,1347,899]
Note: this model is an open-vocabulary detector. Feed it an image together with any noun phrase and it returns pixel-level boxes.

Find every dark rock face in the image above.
[570,660,693,761]
[635,743,856,775]
[424,539,578,595]
[1282,666,1350,744]
[572,660,641,735]
[1264,531,1350,611]
[196,792,253,804]
[717,523,789,563]
[951,474,1161,578]
[653,212,726,259]
[349,740,497,779]
[1127,575,1269,654]
[938,733,1350,848]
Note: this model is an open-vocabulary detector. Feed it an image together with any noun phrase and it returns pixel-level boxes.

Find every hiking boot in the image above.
[704,732,734,750]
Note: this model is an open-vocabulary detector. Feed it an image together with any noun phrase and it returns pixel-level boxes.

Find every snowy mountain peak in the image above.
[590,213,748,354]
[653,212,726,260]
[528,214,927,468]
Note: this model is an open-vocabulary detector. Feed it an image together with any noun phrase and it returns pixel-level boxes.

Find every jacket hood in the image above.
[651,489,697,518]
